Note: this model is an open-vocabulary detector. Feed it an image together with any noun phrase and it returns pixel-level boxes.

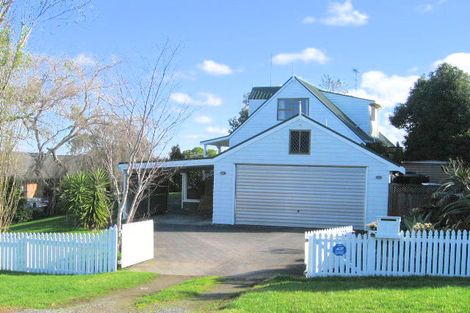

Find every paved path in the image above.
[132,223,306,278]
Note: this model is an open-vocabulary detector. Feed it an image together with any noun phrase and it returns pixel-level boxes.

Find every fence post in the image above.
[111,226,118,271]
[366,234,376,275]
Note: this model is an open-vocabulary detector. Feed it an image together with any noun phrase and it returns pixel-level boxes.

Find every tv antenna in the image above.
[353,68,359,89]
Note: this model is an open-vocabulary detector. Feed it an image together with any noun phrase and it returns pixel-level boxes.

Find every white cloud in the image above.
[272,48,328,65]
[433,52,470,74]
[206,126,228,135]
[198,60,233,76]
[302,16,316,24]
[349,71,419,144]
[194,115,212,124]
[322,0,368,26]
[350,71,419,108]
[170,92,223,106]
[416,0,447,13]
[416,3,434,13]
[72,53,96,66]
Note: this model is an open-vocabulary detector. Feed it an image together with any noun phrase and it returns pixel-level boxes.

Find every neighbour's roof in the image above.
[12,152,85,181]
[248,87,281,100]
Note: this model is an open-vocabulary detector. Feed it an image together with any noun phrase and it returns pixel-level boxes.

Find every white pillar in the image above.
[180,172,188,209]
[203,144,208,157]
[217,145,222,154]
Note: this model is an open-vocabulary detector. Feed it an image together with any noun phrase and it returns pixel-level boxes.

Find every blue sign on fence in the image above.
[332,244,346,256]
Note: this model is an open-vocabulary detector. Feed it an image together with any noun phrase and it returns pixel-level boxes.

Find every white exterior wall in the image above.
[369,106,379,137]
[212,117,398,227]
[230,79,363,146]
[248,99,265,115]
[322,91,373,136]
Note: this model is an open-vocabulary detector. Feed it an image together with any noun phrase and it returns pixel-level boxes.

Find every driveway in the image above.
[132,218,306,278]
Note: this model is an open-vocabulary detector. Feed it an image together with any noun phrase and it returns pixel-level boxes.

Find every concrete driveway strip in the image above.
[131,223,306,278]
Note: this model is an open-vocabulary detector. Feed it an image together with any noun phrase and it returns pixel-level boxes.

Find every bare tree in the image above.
[94,44,188,230]
[16,56,112,213]
[0,0,91,229]
[319,74,348,93]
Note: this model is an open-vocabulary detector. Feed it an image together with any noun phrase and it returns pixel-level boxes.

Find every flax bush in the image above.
[60,169,111,230]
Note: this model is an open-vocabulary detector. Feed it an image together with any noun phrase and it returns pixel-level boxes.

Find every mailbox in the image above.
[374,216,401,239]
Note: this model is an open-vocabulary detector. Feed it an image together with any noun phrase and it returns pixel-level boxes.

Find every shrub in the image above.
[403,159,470,230]
[60,169,111,230]
[13,205,33,223]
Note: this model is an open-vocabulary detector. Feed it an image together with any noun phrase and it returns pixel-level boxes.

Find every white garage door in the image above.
[235,164,366,228]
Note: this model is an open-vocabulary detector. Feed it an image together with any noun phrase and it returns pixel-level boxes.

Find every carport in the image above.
[118,158,215,219]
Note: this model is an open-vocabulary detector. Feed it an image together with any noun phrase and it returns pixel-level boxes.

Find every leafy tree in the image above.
[60,169,111,230]
[181,147,217,159]
[228,93,249,133]
[228,106,248,134]
[390,63,470,161]
[169,145,184,160]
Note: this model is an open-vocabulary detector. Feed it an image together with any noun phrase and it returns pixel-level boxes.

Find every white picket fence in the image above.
[305,227,470,278]
[305,226,354,264]
[0,227,118,274]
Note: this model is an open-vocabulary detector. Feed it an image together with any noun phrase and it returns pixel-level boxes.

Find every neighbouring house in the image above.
[402,160,448,184]
[119,76,405,229]
[13,152,85,200]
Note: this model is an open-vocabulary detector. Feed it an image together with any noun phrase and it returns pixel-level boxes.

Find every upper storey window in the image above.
[277,98,309,120]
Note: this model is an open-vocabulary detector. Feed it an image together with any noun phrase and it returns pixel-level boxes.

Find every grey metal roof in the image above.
[378,132,394,147]
[295,77,374,144]
[248,87,281,100]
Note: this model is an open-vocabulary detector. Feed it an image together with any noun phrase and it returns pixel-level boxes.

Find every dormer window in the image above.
[277,98,309,121]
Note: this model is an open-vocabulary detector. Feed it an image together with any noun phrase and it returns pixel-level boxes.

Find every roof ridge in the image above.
[294,77,373,143]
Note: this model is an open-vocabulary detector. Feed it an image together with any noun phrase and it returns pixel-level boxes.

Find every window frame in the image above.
[277,98,309,121]
[289,129,311,155]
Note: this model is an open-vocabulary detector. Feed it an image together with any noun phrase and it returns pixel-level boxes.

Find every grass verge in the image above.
[9,216,86,233]
[135,276,219,308]
[221,276,470,313]
[0,271,156,309]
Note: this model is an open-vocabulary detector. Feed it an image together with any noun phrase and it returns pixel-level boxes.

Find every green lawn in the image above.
[136,276,219,308]
[9,215,86,233]
[221,276,470,313]
[0,271,156,309]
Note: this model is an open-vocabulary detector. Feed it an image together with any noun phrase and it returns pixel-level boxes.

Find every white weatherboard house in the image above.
[121,76,404,229]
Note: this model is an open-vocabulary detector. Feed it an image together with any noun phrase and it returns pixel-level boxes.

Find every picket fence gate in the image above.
[0,227,117,274]
[305,227,470,278]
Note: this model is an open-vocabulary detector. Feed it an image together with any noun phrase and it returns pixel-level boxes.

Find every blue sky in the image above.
[28,0,470,150]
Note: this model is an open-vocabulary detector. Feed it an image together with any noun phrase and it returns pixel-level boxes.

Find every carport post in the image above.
[180,172,188,209]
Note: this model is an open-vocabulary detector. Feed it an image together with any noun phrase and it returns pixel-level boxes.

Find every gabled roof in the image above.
[203,76,381,146]
[216,114,404,171]
[294,77,374,144]
[248,87,281,100]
